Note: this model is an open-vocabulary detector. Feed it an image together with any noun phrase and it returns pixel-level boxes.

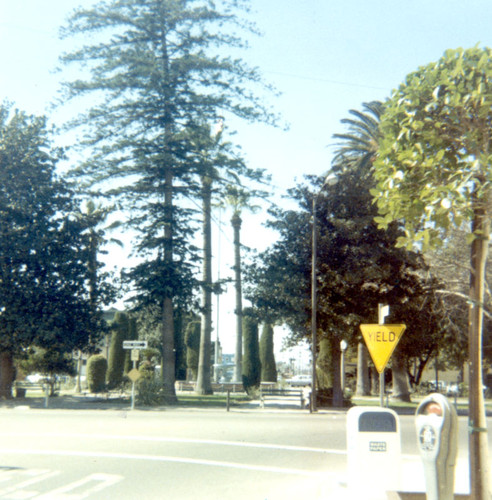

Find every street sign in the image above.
[360,324,406,374]
[131,349,140,362]
[123,340,148,350]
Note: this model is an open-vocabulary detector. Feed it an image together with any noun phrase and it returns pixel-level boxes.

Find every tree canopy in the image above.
[59,0,277,399]
[373,46,492,248]
[0,105,96,354]
[372,46,492,499]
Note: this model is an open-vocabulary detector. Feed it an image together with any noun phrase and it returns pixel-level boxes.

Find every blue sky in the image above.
[1,0,492,355]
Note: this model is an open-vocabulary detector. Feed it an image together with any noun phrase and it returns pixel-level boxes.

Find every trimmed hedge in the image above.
[87,354,107,393]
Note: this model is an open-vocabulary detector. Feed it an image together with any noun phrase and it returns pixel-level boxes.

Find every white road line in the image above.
[0,448,328,478]
[0,432,344,455]
[34,473,123,500]
[0,469,60,497]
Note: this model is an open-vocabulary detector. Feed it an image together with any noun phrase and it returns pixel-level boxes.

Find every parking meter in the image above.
[415,393,458,500]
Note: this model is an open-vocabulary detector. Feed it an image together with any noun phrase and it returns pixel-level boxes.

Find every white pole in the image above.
[378,304,389,407]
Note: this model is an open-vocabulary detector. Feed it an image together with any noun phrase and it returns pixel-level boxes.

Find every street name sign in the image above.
[360,324,406,374]
[123,340,148,350]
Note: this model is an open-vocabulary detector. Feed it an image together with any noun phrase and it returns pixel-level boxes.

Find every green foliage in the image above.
[136,378,167,406]
[259,323,277,382]
[242,309,261,393]
[0,104,99,359]
[185,321,201,380]
[60,0,277,399]
[18,347,75,379]
[123,316,138,374]
[373,46,492,248]
[246,99,447,382]
[87,354,107,393]
[106,312,129,389]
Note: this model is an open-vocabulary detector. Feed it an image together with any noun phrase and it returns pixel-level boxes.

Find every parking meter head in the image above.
[421,402,442,416]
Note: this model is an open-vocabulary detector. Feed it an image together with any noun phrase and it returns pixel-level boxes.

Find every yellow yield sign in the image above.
[360,324,406,374]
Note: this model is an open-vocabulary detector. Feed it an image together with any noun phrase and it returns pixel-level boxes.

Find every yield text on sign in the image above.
[368,330,396,342]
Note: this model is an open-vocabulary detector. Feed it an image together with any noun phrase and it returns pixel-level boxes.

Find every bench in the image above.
[14,379,60,397]
[259,386,307,409]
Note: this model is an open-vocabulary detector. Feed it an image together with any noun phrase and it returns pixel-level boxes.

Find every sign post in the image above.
[360,305,406,407]
[123,341,148,409]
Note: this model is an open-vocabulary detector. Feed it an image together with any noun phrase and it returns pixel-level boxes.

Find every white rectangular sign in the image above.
[123,340,148,350]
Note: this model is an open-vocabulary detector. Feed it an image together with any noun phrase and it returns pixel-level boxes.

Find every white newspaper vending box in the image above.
[347,406,401,498]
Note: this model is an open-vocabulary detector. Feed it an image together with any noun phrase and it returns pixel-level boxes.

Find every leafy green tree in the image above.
[259,323,277,383]
[242,309,261,393]
[372,47,492,497]
[246,167,444,404]
[18,347,76,396]
[60,0,276,402]
[0,105,97,398]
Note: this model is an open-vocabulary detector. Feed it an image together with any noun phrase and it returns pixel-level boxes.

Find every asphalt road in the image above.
[0,405,490,499]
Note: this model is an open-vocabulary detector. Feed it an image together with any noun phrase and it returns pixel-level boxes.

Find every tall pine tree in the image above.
[59,0,277,401]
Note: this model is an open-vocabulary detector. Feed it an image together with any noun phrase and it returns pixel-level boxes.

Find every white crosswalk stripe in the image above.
[0,469,122,499]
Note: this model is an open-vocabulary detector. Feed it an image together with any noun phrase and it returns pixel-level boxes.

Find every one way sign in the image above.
[123,340,148,350]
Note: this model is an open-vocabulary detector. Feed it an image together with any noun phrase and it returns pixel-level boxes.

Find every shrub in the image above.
[242,309,261,394]
[87,354,107,393]
[107,311,128,389]
[137,378,167,406]
[260,323,277,383]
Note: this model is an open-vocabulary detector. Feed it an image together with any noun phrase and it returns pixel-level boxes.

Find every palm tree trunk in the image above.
[232,212,243,383]
[196,175,213,395]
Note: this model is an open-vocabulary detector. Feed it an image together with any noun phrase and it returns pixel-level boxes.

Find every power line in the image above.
[265,70,390,92]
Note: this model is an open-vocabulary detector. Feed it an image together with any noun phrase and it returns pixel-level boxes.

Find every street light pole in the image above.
[340,339,348,394]
[311,195,318,413]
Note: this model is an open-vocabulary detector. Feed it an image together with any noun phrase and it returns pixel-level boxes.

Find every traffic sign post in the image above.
[360,304,406,407]
[122,340,147,409]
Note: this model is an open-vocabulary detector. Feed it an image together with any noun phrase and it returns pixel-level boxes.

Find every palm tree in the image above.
[224,186,260,383]
[332,101,383,169]
[331,100,413,401]
[331,101,383,398]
